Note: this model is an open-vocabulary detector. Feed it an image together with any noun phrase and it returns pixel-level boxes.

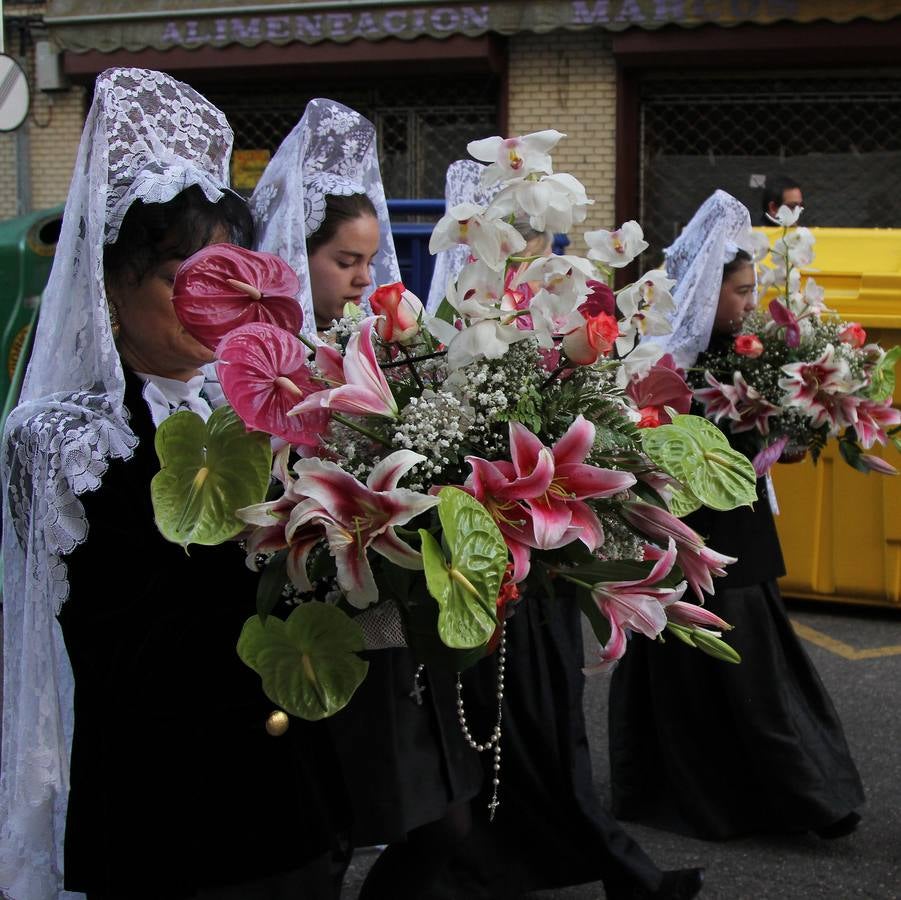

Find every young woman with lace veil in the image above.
[608,189,864,842]
[0,69,346,900]
[250,100,483,900]
[421,160,704,900]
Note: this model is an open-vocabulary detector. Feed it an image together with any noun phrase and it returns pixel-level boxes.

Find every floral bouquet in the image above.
[150,130,759,732]
[692,205,901,476]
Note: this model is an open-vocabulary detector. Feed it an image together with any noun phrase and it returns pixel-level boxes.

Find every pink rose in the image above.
[369,282,424,344]
[838,322,867,349]
[734,334,764,358]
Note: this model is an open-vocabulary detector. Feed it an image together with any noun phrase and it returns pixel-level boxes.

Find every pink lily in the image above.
[730,372,782,436]
[583,539,687,673]
[620,500,736,602]
[694,371,740,423]
[751,436,789,477]
[664,600,731,631]
[779,345,864,430]
[511,416,637,549]
[854,398,901,449]
[216,322,330,447]
[290,317,399,420]
[287,450,439,608]
[237,448,324,591]
[768,298,801,348]
[462,446,556,583]
[860,454,898,475]
[173,243,303,350]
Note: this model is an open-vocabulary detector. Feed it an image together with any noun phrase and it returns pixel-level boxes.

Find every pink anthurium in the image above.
[217,322,329,447]
[286,451,439,608]
[510,416,637,550]
[289,317,399,420]
[620,501,736,602]
[584,540,687,673]
[172,243,303,349]
[626,354,693,427]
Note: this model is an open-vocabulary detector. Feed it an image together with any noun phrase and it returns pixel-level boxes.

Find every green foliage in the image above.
[419,487,506,650]
[237,603,368,721]
[642,414,757,510]
[867,345,901,403]
[151,406,272,548]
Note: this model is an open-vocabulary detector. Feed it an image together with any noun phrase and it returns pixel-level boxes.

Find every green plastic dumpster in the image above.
[0,205,64,430]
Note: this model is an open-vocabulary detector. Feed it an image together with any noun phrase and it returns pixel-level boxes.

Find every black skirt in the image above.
[424,591,663,898]
[609,579,865,840]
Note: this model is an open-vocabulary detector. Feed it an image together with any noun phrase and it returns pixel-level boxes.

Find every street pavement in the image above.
[342,601,901,899]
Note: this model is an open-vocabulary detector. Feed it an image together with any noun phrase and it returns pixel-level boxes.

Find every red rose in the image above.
[734,334,764,358]
[838,322,866,349]
[561,296,620,365]
[369,281,424,344]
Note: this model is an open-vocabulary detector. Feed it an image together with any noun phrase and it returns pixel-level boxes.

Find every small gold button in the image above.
[265,710,289,736]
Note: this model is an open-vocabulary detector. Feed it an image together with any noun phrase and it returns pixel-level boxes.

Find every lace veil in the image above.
[0,68,233,900]
[426,159,500,313]
[250,98,400,336]
[652,189,753,369]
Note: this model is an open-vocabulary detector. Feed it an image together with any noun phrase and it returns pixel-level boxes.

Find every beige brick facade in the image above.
[2,3,85,220]
[508,31,617,251]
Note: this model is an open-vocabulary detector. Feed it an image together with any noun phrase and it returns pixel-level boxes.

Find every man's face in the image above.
[769,186,803,218]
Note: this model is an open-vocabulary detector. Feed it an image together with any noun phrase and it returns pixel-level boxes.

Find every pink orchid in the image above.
[730,372,782,436]
[288,451,439,608]
[290,317,399,420]
[584,539,687,673]
[620,501,736,602]
[854,398,901,449]
[216,322,329,447]
[768,299,801,348]
[626,354,692,427]
[173,243,303,350]
[511,416,637,550]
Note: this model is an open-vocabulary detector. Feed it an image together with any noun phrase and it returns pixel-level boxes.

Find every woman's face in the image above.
[713,261,757,335]
[308,214,380,328]
[108,225,228,380]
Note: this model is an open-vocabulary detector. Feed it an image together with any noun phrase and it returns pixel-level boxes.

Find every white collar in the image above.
[135,371,212,428]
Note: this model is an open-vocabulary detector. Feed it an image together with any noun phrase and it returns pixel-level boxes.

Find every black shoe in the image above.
[606,867,704,900]
[815,811,861,839]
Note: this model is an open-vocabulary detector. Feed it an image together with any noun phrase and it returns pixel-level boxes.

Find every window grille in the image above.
[639,73,901,262]
[202,78,497,201]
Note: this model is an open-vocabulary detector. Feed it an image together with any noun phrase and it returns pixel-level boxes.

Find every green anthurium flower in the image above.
[151,406,272,548]
[419,486,507,650]
[641,413,757,511]
[237,602,368,721]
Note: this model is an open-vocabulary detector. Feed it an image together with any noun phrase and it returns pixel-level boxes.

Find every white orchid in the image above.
[766,203,804,227]
[585,221,649,269]
[615,270,675,354]
[490,173,592,234]
[614,340,665,389]
[529,288,582,349]
[736,229,771,263]
[515,254,595,300]
[427,314,526,371]
[429,201,526,271]
[467,129,565,185]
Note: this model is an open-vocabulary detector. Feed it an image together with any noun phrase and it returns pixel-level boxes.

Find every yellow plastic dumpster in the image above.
[757,228,901,608]
[0,206,64,429]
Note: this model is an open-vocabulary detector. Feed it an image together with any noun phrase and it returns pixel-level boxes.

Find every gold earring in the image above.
[107,301,121,339]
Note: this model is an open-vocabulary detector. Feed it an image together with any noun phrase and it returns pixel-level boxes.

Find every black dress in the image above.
[57,372,348,898]
[326,645,483,846]
[608,477,865,840]
[424,591,665,898]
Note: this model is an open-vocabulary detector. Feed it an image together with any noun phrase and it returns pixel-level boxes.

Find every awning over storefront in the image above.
[45,0,901,53]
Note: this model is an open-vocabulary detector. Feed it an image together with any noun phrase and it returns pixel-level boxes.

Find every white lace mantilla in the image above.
[649,189,753,369]
[0,67,235,900]
[426,159,502,313]
[250,98,401,336]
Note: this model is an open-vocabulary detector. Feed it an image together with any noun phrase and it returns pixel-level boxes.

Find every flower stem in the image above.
[297,332,318,353]
[400,347,425,391]
[332,413,393,448]
[540,361,569,391]
[380,350,447,370]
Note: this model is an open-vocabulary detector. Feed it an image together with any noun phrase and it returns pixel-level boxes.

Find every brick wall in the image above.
[1,4,86,220]
[507,31,618,252]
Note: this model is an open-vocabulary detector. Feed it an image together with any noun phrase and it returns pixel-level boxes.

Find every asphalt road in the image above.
[343,601,901,900]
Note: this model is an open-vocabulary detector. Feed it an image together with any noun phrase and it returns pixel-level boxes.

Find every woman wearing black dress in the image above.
[1,69,346,900]
[608,190,864,841]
